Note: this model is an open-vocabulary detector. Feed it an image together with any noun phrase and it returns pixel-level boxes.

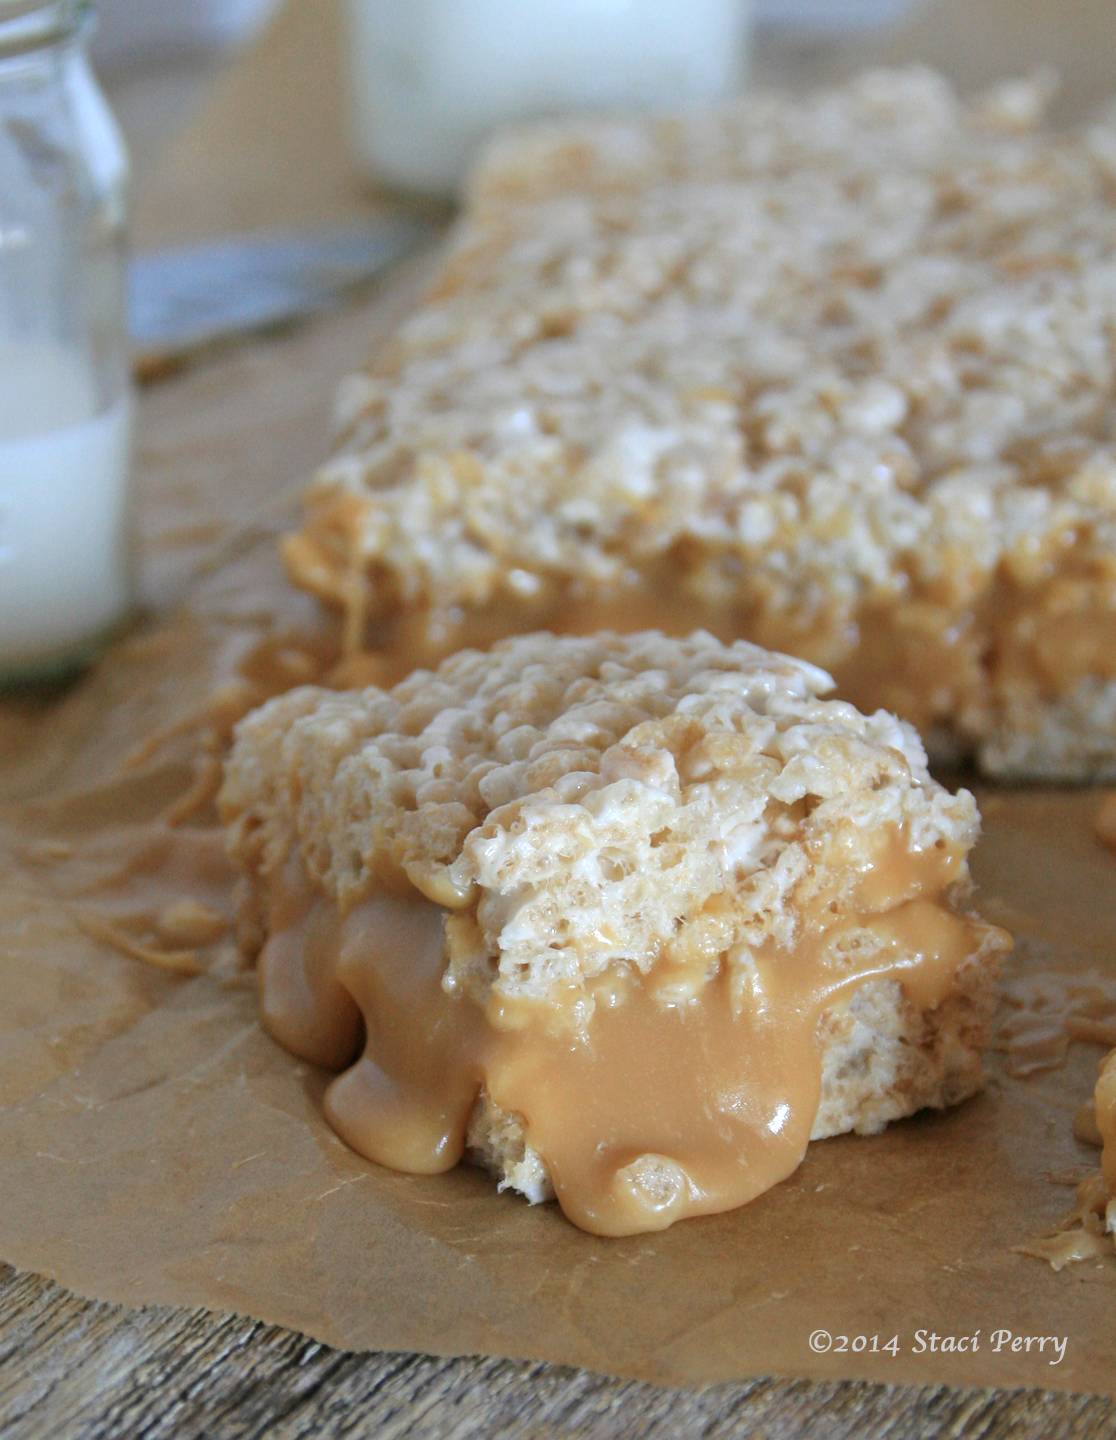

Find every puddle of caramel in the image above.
[257,827,1002,1237]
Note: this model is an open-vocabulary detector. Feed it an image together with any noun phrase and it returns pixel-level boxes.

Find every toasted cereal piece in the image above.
[283,69,1116,779]
[221,630,1010,1234]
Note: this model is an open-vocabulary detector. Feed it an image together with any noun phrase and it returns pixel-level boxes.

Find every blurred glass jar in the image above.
[345,0,753,197]
[0,0,133,684]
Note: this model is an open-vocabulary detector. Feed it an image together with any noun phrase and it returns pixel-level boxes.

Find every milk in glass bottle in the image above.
[0,0,133,682]
[345,0,753,196]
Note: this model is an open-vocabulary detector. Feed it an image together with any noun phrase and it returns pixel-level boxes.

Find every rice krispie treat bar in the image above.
[220,631,1010,1235]
[283,69,1116,779]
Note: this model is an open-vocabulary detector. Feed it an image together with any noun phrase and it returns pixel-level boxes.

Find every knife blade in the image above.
[128,217,432,367]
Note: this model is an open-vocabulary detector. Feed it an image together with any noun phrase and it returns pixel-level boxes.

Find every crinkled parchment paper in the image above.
[3,30,1116,1376]
[2,505,1115,1394]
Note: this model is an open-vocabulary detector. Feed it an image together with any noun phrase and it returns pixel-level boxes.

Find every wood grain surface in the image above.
[4,1263,1116,1440]
[4,2,1116,1434]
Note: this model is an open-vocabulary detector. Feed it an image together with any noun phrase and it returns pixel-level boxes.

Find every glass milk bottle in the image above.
[0,0,133,683]
[345,0,753,197]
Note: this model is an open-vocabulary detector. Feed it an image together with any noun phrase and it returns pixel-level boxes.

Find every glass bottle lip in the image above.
[0,0,89,59]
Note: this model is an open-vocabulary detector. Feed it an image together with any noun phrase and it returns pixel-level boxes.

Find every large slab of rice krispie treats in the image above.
[283,69,1116,779]
[220,631,1010,1235]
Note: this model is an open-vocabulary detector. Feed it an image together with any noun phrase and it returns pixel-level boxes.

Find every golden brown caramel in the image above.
[257,827,1001,1236]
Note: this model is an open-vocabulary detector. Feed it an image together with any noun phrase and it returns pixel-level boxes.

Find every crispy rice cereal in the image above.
[283,69,1116,779]
[221,631,1008,1233]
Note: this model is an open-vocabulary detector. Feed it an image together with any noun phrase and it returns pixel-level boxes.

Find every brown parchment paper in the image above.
[2,358,1116,1396]
[4,590,1116,1399]
[3,0,1116,1400]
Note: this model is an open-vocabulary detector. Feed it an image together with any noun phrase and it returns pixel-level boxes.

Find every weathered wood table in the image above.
[4,1,1116,1434]
[6,1261,1116,1439]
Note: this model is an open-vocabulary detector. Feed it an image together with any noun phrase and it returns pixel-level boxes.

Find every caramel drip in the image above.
[258,852,362,1071]
[327,895,487,1174]
[257,827,1003,1236]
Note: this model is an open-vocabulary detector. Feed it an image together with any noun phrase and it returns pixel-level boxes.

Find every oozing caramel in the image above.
[256,827,1003,1236]
[259,852,361,1071]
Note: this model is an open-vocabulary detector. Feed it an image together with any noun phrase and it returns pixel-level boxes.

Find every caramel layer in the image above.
[285,520,1116,740]
[256,827,1002,1236]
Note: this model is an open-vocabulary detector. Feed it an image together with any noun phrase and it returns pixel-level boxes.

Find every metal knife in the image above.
[128,217,432,370]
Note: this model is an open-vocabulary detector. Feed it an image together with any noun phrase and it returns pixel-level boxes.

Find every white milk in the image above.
[0,341,133,675]
[345,0,752,195]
